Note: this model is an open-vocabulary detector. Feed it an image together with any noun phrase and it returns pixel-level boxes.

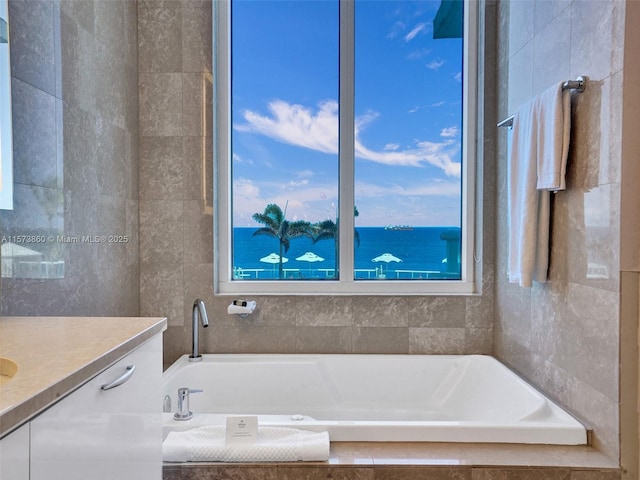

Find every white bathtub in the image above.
[162,354,587,445]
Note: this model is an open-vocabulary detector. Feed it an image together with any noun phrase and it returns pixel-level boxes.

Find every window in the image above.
[215,0,477,295]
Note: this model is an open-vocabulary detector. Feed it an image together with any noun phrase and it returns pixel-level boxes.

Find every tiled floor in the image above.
[164,442,621,479]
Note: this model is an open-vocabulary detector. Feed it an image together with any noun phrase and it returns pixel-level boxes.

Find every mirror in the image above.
[0,0,12,210]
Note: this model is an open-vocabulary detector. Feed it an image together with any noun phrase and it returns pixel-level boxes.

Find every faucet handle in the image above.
[174,388,203,421]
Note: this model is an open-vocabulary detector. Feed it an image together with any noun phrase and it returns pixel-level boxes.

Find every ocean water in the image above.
[233,226,461,280]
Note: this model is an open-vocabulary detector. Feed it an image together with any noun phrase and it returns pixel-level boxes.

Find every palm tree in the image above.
[312,207,360,278]
[252,203,312,279]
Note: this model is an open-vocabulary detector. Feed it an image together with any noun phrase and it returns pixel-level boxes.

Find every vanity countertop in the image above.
[0,316,167,438]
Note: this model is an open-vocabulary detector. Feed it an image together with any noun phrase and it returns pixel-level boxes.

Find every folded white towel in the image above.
[508,82,570,287]
[163,426,330,463]
[535,83,571,191]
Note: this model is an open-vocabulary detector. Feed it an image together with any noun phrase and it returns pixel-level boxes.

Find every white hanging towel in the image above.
[163,425,330,463]
[508,82,571,287]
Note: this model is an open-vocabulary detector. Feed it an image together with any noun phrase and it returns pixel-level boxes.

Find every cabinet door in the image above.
[0,423,29,480]
[30,335,162,480]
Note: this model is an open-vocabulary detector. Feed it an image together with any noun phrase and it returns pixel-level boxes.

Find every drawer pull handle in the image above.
[101,365,135,390]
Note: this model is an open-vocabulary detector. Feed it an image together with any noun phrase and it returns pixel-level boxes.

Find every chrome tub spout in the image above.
[189,299,209,362]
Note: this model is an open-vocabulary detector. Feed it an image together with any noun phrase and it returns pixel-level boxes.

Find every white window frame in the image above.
[214,0,478,295]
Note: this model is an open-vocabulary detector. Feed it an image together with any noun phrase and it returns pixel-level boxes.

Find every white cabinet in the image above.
[0,423,30,480]
[30,335,163,480]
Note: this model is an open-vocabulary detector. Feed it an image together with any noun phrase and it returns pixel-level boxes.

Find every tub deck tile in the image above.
[166,442,621,480]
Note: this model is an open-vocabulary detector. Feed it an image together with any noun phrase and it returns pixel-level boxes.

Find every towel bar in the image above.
[497,76,587,128]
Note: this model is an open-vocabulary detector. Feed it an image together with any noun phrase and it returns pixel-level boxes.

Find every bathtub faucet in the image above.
[174,387,203,421]
[189,299,209,362]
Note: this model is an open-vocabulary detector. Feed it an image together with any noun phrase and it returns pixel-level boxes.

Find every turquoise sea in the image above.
[232,226,461,280]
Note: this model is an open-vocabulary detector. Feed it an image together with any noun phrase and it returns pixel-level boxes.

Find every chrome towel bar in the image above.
[497,76,587,128]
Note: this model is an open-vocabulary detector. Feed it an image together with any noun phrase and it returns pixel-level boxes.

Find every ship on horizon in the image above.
[384,225,414,231]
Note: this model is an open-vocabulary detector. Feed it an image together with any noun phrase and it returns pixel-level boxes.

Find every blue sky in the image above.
[231,0,463,227]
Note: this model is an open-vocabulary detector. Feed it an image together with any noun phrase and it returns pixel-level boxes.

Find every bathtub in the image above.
[162,354,587,445]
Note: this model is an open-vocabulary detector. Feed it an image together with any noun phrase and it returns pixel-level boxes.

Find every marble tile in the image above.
[8,0,56,95]
[200,325,241,354]
[138,2,182,73]
[123,0,138,70]
[471,468,570,480]
[95,44,130,130]
[407,296,466,328]
[569,471,621,480]
[352,297,408,327]
[11,78,58,189]
[182,73,212,136]
[96,120,129,198]
[182,136,213,203]
[182,5,212,73]
[162,465,182,480]
[179,465,277,480]
[62,103,99,196]
[140,262,184,327]
[570,1,615,84]
[94,0,126,60]
[139,73,183,137]
[532,6,571,93]
[139,200,185,266]
[409,327,466,354]
[534,0,572,36]
[464,327,493,354]
[125,199,139,268]
[296,296,353,327]
[183,201,213,265]
[139,136,184,200]
[238,325,297,353]
[352,327,409,354]
[507,41,534,113]
[296,326,352,353]
[59,9,96,112]
[278,466,374,480]
[59,0,94,35]
[374,466,470,480]
[508,0,535,57]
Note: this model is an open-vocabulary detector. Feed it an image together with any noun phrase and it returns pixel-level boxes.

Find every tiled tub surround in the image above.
[163,442,619,480]
[494,0,637,463]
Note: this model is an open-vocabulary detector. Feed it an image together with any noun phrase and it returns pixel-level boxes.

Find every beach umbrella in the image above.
[260,252,288,277]
[372,253,402,275]
[260,253,289,264]
[295,251,324,274]
[372,253,403,264]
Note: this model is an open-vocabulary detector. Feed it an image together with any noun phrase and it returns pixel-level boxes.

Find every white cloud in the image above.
[384,143,400,151]
[404,23,427,42]
[440,126,460,138]
[408,101,446,113]
[235,99,339,155]
[407,48,431,60]
[233,153,253,165]
[356,180,460,198]
[288,179,310,187]
[425,59,445,70]
[454,72,462,82]
[235,100,461,177]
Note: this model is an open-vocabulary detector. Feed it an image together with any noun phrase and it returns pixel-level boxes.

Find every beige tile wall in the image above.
[137,0,497,367]
[0,0,140,316]
[494,0,633,462]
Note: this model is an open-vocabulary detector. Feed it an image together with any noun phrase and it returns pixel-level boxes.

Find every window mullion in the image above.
[339,0,355,283]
